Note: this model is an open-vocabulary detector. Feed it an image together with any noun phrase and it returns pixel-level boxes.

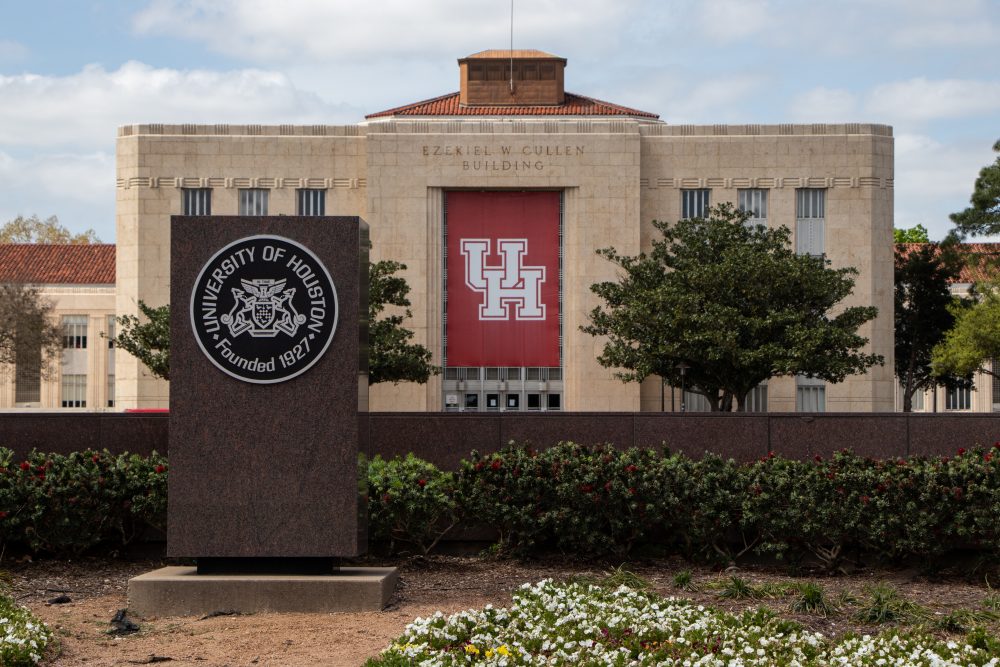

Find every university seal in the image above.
[190,235,338,383]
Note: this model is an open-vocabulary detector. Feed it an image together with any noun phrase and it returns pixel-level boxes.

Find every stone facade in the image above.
[0,284,116,410]
[115,119,895,412]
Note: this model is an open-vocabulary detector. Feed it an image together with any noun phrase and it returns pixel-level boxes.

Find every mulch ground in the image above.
[3,555,999,666]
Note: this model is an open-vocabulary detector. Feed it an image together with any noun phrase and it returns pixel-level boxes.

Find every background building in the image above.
[0,244,116,410]
[115,50,895,412]
[895,242,1000,413]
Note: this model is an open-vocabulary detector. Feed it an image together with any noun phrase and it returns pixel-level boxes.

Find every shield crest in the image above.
[253,301,276,329]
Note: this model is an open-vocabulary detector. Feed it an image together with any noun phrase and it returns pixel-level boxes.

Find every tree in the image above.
[893,224,930,243]
[932,283,1000,380]
[114,301,170,381]
[894,244,967,411]
[950,139,1000,238]
[113,261,438,385]
[0,284,62,382]
[368,259,438,385]
[0,214,101,244]
[582,203,883,412]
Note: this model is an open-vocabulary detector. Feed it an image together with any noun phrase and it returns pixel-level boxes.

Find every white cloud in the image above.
[132,0,637,64]
[696,0,772,42]
[788,88,859,122]
[661,74,771,124]
[889,21,1000,48]
[867,78,1000,122]
[0,61,360,150]
[0,151,116,241]
[893,134,995,240]
[0,40,27,63]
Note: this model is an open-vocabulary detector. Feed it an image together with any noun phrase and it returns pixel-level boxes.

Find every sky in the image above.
[0,0,998,243]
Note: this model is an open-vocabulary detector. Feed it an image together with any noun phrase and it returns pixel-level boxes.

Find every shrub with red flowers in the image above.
[0,447,167,557]
[367,454,460,557]
[460,443,675,558]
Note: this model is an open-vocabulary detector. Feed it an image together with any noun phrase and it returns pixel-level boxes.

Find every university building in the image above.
[0,244,117,410]
[114,49,896,412]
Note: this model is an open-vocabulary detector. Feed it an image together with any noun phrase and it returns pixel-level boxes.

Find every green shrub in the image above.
[367,454,460,556]
[460,443,671,557]
[0,447,167,557]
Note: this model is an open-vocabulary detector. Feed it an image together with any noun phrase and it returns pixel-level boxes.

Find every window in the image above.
[62,315,87,349]
[239,188,269,216]
[107,315,116,408]
[796,189,825,256]
[738,189,768,225]
[745,382,768,412]
[796,376,826,412]
[681,189,710,219]
[61,374,86,408]
[297,189,326,216]
[993,359,1000,411]
[946,385,971,410]
[182,188,211,216]
[14,338,41,404]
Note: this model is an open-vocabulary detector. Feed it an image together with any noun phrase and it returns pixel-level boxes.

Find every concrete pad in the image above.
[128,566,398,617]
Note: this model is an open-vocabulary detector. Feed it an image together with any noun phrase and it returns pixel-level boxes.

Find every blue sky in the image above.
[1,0,998,242]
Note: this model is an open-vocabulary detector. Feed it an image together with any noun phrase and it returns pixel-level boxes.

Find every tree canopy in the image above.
[113,260,438,386]
[582,203,882,411]
[894,243,967,411]
[932,283,1000,380]
[114,301,171,381]
[893,224,930,243]
[950,139,1000,238]
[0,284,62,380]
[0,215,101,244]
[368,259,438,385]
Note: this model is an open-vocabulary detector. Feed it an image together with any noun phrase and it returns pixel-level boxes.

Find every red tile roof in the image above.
[896,242,1000,284]
[0,244,116,285]
[366,91,659,119]
[462,49,563,60]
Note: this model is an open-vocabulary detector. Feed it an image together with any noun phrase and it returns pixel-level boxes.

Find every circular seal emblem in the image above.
[190,235,338,384]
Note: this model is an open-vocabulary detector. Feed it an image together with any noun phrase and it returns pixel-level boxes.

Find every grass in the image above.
[853,583,927,624]
[716,576,760,600]
[672,569,699,592]
[932,608,999,633]
[790,582,837,616]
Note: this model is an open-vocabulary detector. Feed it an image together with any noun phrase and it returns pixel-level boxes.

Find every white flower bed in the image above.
[370,580,1000,666]
[0,594,51,666]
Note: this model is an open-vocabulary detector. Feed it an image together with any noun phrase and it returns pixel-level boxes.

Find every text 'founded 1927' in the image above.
[190,234,338,384]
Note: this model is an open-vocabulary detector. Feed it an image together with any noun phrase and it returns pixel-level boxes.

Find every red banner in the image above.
[446,191,560,367]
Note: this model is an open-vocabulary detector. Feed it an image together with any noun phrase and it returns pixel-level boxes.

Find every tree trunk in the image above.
[736,392,747,412]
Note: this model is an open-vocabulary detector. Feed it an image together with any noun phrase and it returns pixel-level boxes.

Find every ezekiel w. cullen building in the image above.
[113,49,895,413]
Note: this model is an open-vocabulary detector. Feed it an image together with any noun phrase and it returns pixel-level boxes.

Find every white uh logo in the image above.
[461,239,546,321]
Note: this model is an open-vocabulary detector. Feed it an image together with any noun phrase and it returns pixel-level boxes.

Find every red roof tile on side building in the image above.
[0,244,116,285]
[366,91,659,119]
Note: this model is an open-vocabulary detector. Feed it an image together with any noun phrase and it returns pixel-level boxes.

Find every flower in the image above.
[0,511,8,519]
[92,454,100,463]
[155,465,166,474]
[464,643,479,655]
[625,464,638,473]
[417,479,426,488]
[957,447,966,456]
[490,459,502,471]
[19,462,30,471]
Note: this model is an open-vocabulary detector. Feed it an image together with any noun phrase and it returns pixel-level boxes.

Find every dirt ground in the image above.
[5,556,1000,666]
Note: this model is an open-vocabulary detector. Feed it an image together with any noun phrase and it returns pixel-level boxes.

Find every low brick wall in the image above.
[2,412,998,468]
[0,412,169,459]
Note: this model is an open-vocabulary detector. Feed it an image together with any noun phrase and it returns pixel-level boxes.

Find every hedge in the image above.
[2,443,999,567]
